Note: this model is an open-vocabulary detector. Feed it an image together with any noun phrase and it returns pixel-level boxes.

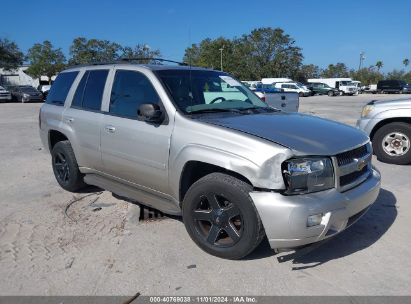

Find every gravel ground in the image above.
[0,94,410,296]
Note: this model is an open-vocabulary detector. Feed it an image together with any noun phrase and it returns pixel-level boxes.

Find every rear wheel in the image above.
[51,140,86,191]
[182,173,265,259]
[373,122,411,165]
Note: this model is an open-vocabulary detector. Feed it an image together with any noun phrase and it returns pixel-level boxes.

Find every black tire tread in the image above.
[182,172,265,259]
[52,140,86,192]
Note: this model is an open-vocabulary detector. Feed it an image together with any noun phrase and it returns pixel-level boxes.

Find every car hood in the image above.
[198,112,369,155]
[369,98,411,108]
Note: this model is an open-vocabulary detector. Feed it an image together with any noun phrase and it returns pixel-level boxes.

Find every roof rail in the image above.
[66,58,189,70]
[117,57,188,66]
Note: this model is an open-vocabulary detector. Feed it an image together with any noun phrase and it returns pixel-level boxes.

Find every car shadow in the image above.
[273,188,397,269]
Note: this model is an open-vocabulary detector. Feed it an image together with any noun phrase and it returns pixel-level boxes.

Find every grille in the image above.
[339,165,369,187]
[336,145,368,166]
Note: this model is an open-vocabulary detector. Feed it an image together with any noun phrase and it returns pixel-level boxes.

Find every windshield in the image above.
[340,81,353,86]
[157,70,268,114]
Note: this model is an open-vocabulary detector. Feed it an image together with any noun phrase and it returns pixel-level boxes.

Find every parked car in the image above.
[362,84,378,94]
[38,84,52,101]
[308,78,358,95]
[255,83,282,94]
[40,61,380,259]
[357,97,411,164]
[0,86,12,102]
[274,82,311,97]
[10,85,43,102]
[377,80,410,94]
[307,82,339,96]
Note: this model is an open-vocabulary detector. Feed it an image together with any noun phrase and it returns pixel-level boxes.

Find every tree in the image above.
[386,69,406,80]
[183,27,303,80]
[183,37,234,71]
[375,61,383,72]
[25,41,66,83]
[69,37,161,65]
[321,63,349,78]
[0,38,24,71]
[69,37,122,65]
[121,44,161,63]
[294,64,321,82]
[403,58,409,69]
[349,67,383,85]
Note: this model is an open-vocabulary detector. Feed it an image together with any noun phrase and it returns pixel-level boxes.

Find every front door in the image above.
[100,69,173,194]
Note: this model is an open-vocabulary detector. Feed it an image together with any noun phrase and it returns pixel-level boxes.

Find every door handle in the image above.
[105,125,116,133]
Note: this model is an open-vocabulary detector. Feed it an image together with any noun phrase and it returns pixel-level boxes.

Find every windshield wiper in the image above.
[238,107,280,113]
[188,108,242,114]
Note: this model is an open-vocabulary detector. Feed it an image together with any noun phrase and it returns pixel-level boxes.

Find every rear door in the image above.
[100,68,173,194]
[63,68,110,171]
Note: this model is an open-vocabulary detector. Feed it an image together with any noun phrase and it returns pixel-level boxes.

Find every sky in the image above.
[1,0,411,73]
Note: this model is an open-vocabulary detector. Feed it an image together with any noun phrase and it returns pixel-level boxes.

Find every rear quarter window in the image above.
[46,71,79,106]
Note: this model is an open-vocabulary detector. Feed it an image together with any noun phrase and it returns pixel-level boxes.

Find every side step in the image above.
[84,174,181,216]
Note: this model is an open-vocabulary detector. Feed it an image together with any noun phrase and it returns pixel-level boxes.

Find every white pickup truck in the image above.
[251,83,299,112]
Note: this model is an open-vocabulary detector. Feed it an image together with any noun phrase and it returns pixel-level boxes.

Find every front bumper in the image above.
[250,169,381,249]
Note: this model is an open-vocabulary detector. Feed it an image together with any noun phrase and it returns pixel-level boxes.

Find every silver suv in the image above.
[39,61,381,259]
[357,97,411,164]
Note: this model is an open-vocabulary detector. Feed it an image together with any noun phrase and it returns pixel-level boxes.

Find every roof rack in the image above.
[67,58,189,69]
[117,57,188,66]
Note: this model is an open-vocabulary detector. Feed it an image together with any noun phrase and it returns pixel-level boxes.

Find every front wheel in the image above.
[373,122,411,165]
[327,90,334,97]
[182,173,265,259]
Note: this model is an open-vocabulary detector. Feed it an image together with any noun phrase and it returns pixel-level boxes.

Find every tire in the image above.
[327,90,334,97]
[51,140,86,191]
[182,173,265,259]
[373,122,411,165]
[299,92,304,97]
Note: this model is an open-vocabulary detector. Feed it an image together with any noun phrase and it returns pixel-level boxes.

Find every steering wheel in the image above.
[209,96,226,104]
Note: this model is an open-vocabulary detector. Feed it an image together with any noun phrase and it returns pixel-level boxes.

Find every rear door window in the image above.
[71,70,108,111]
[46,71,79,106]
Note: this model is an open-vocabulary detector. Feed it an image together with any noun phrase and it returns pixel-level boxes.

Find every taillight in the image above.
[260,96,266,102]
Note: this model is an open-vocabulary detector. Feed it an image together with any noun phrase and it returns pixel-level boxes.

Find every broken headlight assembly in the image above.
[282,157,334,195]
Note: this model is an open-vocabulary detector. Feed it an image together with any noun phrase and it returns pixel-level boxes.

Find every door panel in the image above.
[100,69,172,193]
[63,69,110,171]
[63,107,104,170]
[101,115,172,193]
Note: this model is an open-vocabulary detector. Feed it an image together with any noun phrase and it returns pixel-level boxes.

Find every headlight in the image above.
[282,157,334,195]
[23,93,30,98]
[361,105,374,118]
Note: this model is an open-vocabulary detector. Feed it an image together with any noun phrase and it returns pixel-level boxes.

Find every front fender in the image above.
[169,143,292,201]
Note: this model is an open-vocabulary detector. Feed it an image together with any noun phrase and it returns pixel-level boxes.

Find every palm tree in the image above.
[403,58,409,69]
[376,61,383,72]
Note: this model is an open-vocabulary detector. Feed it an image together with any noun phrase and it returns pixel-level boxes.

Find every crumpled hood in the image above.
[199,112,369,155]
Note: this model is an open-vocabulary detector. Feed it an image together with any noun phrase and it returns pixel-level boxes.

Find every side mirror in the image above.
[138,103,163,123]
